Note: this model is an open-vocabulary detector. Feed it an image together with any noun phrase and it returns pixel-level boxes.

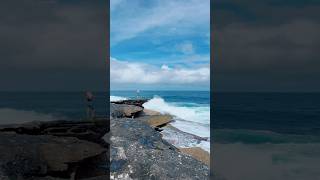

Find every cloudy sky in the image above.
[110,0,210,90]
[213,0,320,92]
[0,0,106,91]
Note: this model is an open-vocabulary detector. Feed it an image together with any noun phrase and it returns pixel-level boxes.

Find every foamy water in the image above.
[143,96,210,152]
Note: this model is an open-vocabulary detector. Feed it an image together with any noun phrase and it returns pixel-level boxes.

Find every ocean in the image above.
[0,92,109,124]
[111,91,211,152]
[213,92,320,180]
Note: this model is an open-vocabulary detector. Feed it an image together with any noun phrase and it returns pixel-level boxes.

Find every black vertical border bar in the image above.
[210,0,214,178]
[106,0,110,116]
[106,0,110,177]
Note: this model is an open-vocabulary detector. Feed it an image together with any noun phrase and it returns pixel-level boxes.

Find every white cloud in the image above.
[161,64,170,71]
[110,57,209,84]
[111,0,210,44]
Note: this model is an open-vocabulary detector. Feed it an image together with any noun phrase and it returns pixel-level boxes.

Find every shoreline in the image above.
[0,99,210,179]
[110,100,210,179]
[113,100,210,165]
[143,108,210,152]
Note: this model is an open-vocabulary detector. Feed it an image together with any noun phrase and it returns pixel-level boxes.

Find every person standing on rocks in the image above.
[85,91,95,120]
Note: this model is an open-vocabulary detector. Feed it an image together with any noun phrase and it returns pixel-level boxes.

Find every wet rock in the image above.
[110,103,143,118]
[110,118,209,180]
[0,133,106,179]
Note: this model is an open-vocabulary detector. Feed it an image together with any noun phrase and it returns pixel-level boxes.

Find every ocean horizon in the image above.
[2,91,320,156]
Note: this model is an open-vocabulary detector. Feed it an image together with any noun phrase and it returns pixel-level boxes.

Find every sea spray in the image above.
[143,96,210,152]
[143,96,210,126]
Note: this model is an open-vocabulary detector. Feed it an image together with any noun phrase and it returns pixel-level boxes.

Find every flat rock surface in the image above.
[111,99,149,108]
[141,109,161,116]
[179,147,210,166]
[0,133,106,179]
[0,119,109,144]
[110,117,209,180]
[137,115,173,128]
[110,103,143,118]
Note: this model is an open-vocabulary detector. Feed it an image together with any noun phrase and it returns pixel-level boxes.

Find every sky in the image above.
[110,0,210,91]
[0,0,107,91]
[213,0,320,92]
[2,0,318,92]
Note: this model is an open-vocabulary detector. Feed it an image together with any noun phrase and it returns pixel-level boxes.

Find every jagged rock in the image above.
[111,99,149,108]
[110,103,143,118]
[109,118,210,180]
[0,133,106,179]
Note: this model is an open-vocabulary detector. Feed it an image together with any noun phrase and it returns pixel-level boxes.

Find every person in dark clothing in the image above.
[85,91,95,120]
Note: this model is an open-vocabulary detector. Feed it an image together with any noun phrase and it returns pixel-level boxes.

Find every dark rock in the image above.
[0,133,106,179]
[111,99,149,108]
[0,119,109,144]
[81,175,110,180]
[110,103,143,118]
[74,149,109,179]
[30,176,72,180]
[109,118,210,180]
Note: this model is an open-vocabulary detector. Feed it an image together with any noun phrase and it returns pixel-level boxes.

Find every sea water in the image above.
[213,92,320,180]
[0,92,109,121]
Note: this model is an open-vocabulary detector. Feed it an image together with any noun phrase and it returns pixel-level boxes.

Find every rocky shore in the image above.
[110,100,210,179]
[0,119,109,179]
[0,99,210,179]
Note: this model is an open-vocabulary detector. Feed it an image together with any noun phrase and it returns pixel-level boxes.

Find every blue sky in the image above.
[110,0,210,90]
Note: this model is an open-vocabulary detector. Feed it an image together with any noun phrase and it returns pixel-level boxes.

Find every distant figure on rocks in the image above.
[85,91,95,120]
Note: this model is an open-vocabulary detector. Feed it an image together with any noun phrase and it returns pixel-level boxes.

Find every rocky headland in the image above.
[110,99,210,179]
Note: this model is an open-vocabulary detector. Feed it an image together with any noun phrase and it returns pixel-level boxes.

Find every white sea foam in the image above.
[110,96,127,102]
[143,96,210,125]
[143,96,210,152]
